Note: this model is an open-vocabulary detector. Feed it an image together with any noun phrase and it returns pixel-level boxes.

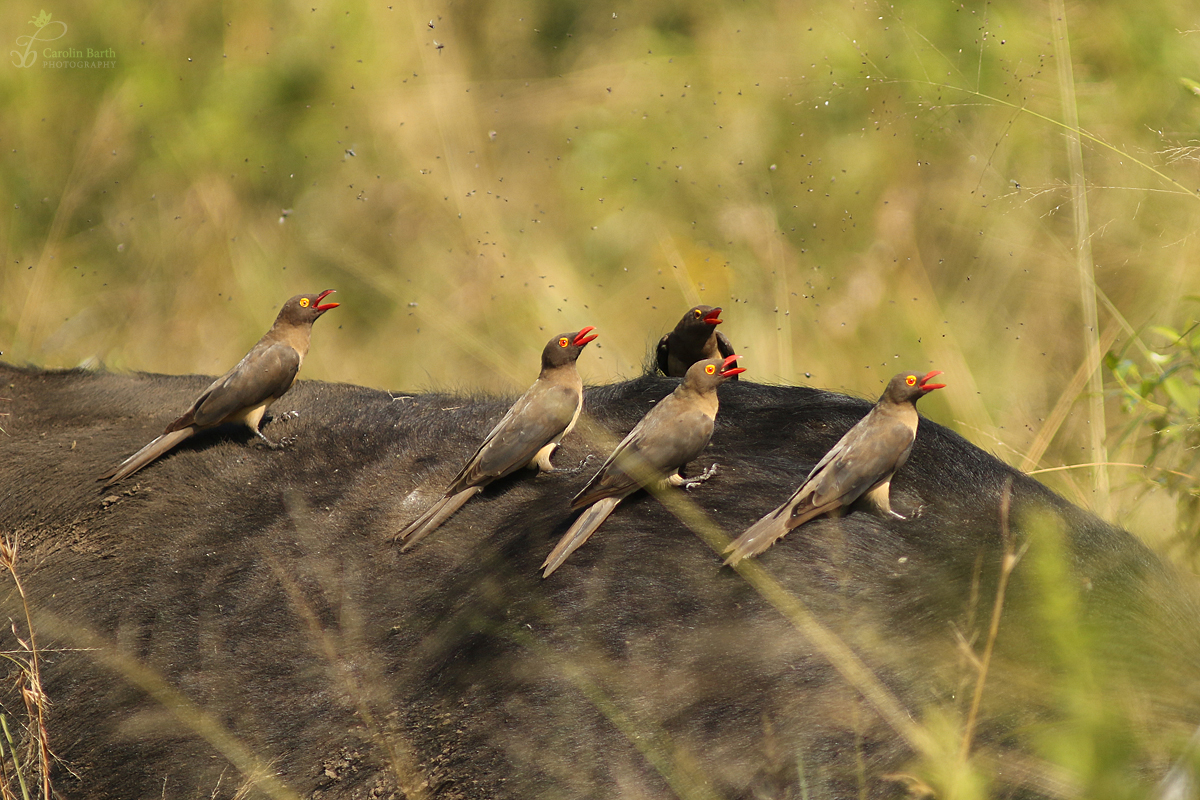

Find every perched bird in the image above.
[99,291,339,487]
[397,327,599,550]
[656,305,738,379]
[724,370,945,565]
[542,354,746,577]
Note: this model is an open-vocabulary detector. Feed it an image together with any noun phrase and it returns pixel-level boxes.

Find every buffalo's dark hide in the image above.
[0,363,1195,799]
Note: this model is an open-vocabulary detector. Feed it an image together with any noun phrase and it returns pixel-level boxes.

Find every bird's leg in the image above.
[257,409,299,448]
[863,481,905,519]
[678,463,718,490]
[253,430,292,450]
[566,453,598,474]
[531,443,558,473]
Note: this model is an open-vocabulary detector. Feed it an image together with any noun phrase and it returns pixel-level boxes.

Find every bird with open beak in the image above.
[655,305,738,379]
[725,370,945,565]
[543,354,746,577]
[397,327,598,550]
[99,291,339,487]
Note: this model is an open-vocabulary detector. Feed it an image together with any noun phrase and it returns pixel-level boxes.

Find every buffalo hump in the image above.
[0,363,1196,799]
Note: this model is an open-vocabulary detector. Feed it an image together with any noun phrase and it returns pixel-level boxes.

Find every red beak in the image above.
[573,326,598,346]
[703,307,723,326]
[314,289,340,312]
[919,370,945,391]
[720,354,746,378]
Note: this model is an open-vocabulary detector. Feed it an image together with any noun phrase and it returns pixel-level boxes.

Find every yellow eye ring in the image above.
[694,310,702,318]
[905,375,917,386]
[558,337,569,347]
[705,364,716,374]
[299,298,310,308]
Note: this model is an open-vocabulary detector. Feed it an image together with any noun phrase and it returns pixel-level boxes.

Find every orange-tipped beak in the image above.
[919,370,945,391]
[703,307,723,325]
[314,289,339,312]
[573,326,598,346]
[720,354,745,378]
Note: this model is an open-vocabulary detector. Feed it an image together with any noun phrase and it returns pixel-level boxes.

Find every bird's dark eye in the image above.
[299,298,310,308]
[693,310,702,318]
[558,338,569,347]
[906,375,917,386]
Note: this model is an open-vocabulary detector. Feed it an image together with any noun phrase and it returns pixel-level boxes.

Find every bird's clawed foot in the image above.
[254,431,294,450]
[568,453,598,474]
[278,410,301,421]
[681,463,718,490]
[892,501,925,520]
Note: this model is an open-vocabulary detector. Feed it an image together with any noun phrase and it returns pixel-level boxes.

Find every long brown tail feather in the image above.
[99,428,195,487]
[542,496,621,577]
[786,498,846,530]
[724,497,844,565]
[397,486,482,551]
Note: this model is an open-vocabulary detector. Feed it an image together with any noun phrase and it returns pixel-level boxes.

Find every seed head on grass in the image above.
[0,534,53,800]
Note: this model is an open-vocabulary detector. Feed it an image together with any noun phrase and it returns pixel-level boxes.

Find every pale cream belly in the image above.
[529,396,584,472]
[227,398,276,432]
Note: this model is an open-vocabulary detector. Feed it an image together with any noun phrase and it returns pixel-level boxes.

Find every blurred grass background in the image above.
[2,0,1199,547]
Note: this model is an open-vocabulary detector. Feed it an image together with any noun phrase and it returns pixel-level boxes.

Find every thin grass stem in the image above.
[0,717,28,800]
[959,479,1023,761]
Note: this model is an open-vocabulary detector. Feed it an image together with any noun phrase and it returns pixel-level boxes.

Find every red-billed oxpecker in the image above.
[656,305,738,380]
[724,370,945,565]
[543,354,746,577]
[100,291,340,487]
[397,327,599,550]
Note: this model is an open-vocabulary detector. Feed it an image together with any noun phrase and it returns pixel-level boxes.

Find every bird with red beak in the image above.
[725,370,945,565]
[656,305,738,379]
[543,354,746,577]
[99,291,339,486]
[397,327,599,550]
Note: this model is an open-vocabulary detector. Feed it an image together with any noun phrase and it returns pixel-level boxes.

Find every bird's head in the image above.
[885,370,945,404]
[686,354,745,390]
[680,305,723,327]
[278,290,339,325]
[543,327,598,369]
